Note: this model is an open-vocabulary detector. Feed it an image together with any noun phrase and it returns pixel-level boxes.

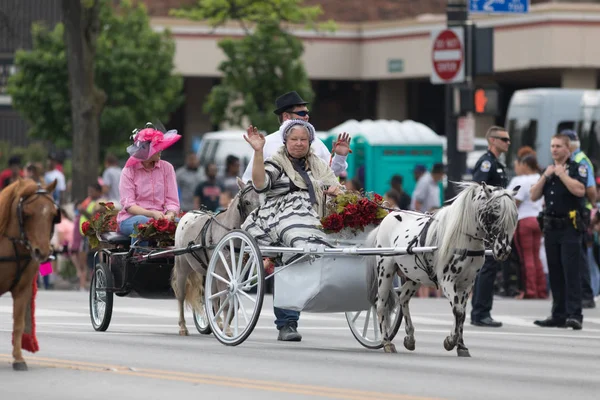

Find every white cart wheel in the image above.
[193,278,212,335]
[193,309,212,335]
[346,284,403,349]
[205,229,264,346]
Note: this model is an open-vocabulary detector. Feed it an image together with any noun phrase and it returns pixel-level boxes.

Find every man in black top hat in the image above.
[273,91,310,119]
[242,91,351,183]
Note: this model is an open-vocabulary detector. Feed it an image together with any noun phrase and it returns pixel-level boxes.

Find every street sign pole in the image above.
[444,0,470,201]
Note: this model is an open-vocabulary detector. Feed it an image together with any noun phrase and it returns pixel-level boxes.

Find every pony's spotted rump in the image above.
[365,181,519,356]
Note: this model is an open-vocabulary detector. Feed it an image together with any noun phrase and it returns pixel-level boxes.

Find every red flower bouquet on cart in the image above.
[81,202,119,249]
[320,191,389,234]
[131,212,186,247]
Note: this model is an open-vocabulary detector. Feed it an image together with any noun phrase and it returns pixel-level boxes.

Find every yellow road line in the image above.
[0,354,444,400]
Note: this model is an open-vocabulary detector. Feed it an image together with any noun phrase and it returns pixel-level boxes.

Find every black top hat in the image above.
[273,91,309,115]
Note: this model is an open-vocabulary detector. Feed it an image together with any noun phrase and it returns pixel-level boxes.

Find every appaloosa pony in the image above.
[366,181,519,357]
[171,178,261,336]
[0,178,61,370]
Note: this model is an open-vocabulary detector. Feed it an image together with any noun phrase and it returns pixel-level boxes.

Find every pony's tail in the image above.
[171,263,204,313]
[365,226,380,306]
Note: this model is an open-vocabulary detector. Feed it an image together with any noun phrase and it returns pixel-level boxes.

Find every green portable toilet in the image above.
[328,119,445,201]
[315,131,333,152]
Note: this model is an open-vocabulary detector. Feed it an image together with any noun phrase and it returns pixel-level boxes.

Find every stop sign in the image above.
[431,28,464,84]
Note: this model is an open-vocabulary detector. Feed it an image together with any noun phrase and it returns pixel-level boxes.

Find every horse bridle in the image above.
[236,184,256,222]
[188,184,257,266]
[11,186,61,250]
[2,185,61,291]
[477,192,514,246]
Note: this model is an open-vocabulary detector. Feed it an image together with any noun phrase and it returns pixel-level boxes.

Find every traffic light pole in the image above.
[444,0,471,200]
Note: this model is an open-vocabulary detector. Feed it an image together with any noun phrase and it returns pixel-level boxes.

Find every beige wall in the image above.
[155,4,600,81]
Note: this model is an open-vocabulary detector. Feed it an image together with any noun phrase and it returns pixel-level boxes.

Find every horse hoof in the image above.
[179,328,189,336]
[13,362,28,371]
[443,336,456,351]
[457,348,471,357]
[403,336,415,351]
[383,342,397,353]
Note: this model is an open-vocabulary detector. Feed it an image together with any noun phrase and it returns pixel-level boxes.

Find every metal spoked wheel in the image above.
[205,229,265,346]
[89,263,114,332]
[345,283,404,349]
[193,278,212,335]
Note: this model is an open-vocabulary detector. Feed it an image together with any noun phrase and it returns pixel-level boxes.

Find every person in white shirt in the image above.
[242,91,350,183]
[44,155,67,205]
[241,91,350,343]
[507,147,547,299]
[410,163,445,213]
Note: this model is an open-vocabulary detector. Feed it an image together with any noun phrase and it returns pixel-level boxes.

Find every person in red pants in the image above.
[508,147,548,299]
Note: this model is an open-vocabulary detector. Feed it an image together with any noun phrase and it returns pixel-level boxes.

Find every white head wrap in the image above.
[279,119,315,144]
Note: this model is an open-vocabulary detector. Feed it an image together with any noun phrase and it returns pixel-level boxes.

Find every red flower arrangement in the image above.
[320,191,388,234]
[82,202,119,249]
[131,211,186,247]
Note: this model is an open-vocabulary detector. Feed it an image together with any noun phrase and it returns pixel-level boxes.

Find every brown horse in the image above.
[0,178,60,371]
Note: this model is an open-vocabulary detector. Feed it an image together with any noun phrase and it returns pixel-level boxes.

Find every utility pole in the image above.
[444,0,471,200]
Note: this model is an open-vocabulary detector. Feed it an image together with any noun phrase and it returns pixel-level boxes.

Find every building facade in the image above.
[140,0,600,152]
[2,0,600,163]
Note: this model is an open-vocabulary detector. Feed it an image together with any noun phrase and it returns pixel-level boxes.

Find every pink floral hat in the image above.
[125,124,181,167]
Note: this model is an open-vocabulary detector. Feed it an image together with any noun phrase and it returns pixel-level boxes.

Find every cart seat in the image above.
[100,231,131,246]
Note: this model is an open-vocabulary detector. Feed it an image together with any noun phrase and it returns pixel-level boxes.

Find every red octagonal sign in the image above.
[432,29,464,83]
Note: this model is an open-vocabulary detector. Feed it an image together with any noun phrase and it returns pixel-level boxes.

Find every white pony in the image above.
[366,181,519,357]
[171,179,262,336]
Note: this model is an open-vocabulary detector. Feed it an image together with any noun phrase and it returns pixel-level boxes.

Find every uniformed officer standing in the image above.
[470,126,510,328]
[561,129,596,309]
[530,133,586,330]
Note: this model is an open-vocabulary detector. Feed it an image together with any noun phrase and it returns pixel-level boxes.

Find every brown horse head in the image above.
[0,178,60,263]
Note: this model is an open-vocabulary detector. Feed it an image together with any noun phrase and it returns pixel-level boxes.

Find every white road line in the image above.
[1,326,599,340]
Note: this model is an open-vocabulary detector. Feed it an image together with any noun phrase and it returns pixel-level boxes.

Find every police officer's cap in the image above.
[560,129,578,141]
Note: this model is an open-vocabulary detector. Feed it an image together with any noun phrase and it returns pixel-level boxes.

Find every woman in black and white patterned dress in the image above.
[242,119,344,248]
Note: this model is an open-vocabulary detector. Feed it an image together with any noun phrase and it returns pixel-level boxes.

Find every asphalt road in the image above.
[1,291,599,400]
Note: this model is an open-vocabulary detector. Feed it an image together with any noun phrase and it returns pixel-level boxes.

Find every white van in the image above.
[505,88,585,171]
[577,90,600,164]
[194,129,331,181]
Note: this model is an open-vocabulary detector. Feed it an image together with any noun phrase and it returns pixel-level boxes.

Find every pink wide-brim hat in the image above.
[125,128,181,167]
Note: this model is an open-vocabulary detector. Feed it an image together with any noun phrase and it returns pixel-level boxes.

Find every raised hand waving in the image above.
[243,125,265,152]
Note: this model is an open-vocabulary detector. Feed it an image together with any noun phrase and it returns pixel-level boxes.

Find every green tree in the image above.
[171,0,334,133]
[8,0,184,198]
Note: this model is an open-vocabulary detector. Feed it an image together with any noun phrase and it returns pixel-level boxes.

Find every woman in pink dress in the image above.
[117,124,181,243]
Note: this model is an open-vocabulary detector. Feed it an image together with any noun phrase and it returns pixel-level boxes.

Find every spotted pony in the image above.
[365,181,519,356]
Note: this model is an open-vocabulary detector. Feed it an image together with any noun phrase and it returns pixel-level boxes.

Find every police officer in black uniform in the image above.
[470,126,510,328]
[530,133,586,330]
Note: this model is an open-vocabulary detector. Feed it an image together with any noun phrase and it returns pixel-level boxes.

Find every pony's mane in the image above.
[431,181,518,268]
[486,187,518,240]
[0,179,39,236]
[432,182,481,268]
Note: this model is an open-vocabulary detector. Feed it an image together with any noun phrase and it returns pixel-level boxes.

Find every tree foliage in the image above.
[8,0,184,158]
[170,0,335,31]
[171,0,335,133]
